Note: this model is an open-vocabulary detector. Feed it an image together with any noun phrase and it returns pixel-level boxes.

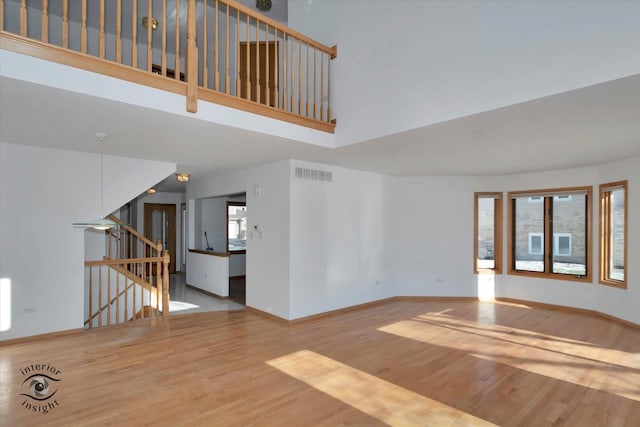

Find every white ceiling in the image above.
[1,73,640,192]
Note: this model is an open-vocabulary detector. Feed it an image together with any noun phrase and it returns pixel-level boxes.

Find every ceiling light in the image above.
[175,173,190,183]
[256,0,272,12]
[73,133,118,230]
[147,187,157,194]
[142,17,159,30]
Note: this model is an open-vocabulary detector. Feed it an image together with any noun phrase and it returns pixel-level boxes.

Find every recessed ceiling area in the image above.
[1,73,639,182]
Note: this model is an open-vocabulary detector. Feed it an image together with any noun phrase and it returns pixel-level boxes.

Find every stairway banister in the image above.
[107,214,159,250]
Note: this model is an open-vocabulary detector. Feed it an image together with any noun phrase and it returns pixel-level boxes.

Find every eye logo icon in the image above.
[21,374,59,401]
[18,363,62,415]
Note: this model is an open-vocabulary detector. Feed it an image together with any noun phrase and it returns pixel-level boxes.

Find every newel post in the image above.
[162,250,170,315]
[186,0,198,113]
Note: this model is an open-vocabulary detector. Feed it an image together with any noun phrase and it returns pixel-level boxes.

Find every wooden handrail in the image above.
[107,214,158,249]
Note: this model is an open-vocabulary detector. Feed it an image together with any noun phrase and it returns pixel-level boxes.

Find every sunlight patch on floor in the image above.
[267,350,498,427]
[169,300,200,312]
[378,315,640,402]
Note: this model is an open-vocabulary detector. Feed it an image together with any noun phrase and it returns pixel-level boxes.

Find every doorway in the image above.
[239,41,278,107]
[144,203,177,273]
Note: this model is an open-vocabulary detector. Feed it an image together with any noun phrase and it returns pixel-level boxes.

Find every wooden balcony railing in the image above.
[0,0,337,132]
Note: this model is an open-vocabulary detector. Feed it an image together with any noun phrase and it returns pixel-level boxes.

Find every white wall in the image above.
[186,251,229,297]
[188,160,291,318]
[289,0,640,146]
[289,161,389,319]
[384,176,480,298]
[0,142,175,340]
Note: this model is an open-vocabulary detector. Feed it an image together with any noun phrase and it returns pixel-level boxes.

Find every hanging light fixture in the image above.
[73,133,118,230]
[142,17,159,30]
[256,0,272,12]
[175,172,190,183]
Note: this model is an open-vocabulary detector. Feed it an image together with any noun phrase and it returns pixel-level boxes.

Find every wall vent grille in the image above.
[294,167,333,182]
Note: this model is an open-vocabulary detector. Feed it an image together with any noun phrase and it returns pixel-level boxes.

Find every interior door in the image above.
[144,203,176,273]
[239,41,278,107]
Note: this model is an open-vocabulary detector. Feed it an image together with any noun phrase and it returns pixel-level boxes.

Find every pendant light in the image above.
[73,133,118,230]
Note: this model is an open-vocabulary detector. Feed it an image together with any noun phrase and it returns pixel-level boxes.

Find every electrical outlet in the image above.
[23,306,35,314]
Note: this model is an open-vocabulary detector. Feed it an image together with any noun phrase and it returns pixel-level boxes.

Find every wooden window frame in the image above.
[226,201,247,254]
[507,186,592,283]
[474,192,503,274]
[599,181,627,289]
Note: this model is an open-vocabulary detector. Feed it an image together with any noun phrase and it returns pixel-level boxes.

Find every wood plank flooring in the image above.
[1,299,639,426]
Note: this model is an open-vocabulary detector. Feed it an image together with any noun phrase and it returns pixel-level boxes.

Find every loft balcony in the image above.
[0,0,337,133]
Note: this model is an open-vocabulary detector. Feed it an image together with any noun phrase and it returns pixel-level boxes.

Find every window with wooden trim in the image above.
[599,181,627,288]
[508,187,592,281]
[474,192,502,273]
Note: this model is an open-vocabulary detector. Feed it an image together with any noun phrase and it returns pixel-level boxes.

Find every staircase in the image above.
[84,215,170,329]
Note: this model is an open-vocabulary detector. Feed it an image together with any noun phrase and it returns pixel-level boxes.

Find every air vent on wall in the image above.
[294,167,333,182]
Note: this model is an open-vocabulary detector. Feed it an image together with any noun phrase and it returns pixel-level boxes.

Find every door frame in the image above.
[144,203,177,273]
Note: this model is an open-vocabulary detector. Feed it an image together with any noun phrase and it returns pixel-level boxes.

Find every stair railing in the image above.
[84,215,170,329]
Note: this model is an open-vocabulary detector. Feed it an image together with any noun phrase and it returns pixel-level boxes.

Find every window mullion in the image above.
[545,197,553,274]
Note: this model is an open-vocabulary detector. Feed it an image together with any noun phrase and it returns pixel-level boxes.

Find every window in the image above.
[474,193,502,273]
[227,202,247,253]
[599,181,627,288]
[508,187,591,281]
[554,233,571,256]
[528,233,543,255]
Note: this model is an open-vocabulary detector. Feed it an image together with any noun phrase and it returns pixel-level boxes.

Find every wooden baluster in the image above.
[161,0,167,75]
[174,0,180,80]
[313,47,317,119]
[290,36,294,112]
[107,262,111,326]
[108,230,112,259]
[283,34,287,111]
[88,266,93,329]
[163,251,170,316]
[266,24,270,107]
[256,20,261,103]
[235,8,240,96]
[245,13,250,100]
[99,0,105,58]
[320,53,324,121]
[41,0,48,43]
[186,0,198,112]
[156,241,162,318]
[202,0,208,86]
[81,0,87,53]
[132,0,138,68]
[0,0,4,31]
[116,0,122,63]
[98,266,103,327]
[132,265,136,321]
[116,265,120,324]
[306,43,310,117]
[274,29,279,109]
[214,0,219,91]
[124,276,129,322]
[62,0,68,48]
[298,39,302,115]
[156,255,161,318]
[225,2,230,94]
[19,0,26,37]
[147,0,153,72]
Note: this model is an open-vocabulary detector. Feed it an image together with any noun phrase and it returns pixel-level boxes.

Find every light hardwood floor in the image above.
[1,299,639,426]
